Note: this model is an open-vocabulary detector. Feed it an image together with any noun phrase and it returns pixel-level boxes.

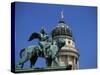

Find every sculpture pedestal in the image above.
[15,66,72,73]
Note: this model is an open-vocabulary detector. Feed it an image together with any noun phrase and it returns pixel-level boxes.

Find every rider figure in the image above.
[38,27,50,57]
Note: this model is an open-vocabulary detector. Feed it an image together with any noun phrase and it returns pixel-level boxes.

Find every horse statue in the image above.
[16,27,65,69]
[16,45,41,68]
[16,38,65,69]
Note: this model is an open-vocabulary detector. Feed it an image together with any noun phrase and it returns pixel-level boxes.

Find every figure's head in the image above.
[40,27,46,34]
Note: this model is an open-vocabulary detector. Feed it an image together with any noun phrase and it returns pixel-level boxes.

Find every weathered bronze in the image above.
[16,27,65,69]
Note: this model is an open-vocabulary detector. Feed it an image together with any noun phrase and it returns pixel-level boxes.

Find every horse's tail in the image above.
[20,48,25,58]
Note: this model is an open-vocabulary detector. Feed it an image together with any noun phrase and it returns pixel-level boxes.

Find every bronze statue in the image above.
[28,27,50,57]
[16,27,65,69]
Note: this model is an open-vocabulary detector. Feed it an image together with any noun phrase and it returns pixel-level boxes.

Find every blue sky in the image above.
[15,2,97,69]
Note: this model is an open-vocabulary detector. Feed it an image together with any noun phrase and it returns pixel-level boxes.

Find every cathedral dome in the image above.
[51,11,72,38]
[52,22,72,38]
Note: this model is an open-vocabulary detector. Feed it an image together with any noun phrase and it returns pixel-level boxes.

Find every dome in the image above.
[51,11,73,39]
[52,20,72,38]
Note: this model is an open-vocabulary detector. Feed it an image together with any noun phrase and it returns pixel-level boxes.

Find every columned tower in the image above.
[51,11,79,69]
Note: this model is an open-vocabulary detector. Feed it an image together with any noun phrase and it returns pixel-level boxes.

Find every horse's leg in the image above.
[30,54,38,68]
[30,61,32,68]
[52,57,59,67]
[17,51,29,69]
[18,57,28,68]
[21,63,24,68]
[48,58,52,67]
[45,56,52,67]
[45,58,49,67]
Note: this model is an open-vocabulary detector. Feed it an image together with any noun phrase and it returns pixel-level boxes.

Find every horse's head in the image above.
[56,38,65,49]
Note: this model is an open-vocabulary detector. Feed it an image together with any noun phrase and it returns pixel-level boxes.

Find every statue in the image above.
[16,27,65,69]
[28,27,50,57]
[45,38,65,67]
[16,45,41,68]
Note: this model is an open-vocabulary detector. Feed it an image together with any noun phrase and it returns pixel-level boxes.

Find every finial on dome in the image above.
[59,10,65,23]
[61,10,64,19]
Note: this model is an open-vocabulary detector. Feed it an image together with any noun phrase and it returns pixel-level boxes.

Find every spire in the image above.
[61,10,64,20]
[59,10,65,23]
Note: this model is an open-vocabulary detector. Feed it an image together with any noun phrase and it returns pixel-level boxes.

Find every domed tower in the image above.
[51,11,79,70]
